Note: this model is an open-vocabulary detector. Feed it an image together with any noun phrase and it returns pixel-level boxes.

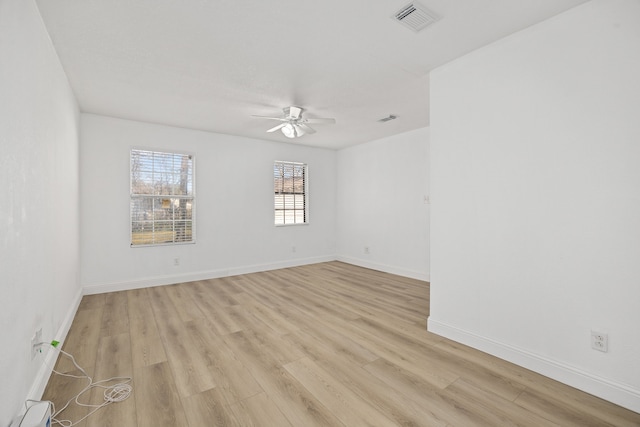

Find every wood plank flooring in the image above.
[43,262,640,426]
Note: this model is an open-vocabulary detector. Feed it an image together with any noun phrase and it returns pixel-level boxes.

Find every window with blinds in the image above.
[274,161,308,225]
[130,149,195,246]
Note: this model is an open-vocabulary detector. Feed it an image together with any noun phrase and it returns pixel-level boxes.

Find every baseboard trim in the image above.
[27,285,83,401]
[427,317,640,413]
[336,255,429,282]
[82,255,337,295]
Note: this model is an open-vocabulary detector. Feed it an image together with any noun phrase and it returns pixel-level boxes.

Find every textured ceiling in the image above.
[36,0,588,149]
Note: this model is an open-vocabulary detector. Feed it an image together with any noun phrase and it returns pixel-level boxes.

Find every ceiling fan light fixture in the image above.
[281,123,296,138]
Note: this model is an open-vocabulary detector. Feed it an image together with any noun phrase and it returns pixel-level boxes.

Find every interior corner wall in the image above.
[0,0,81,424]
[79,114,336,293]
[336,127,430,281]
[428,0,640,412]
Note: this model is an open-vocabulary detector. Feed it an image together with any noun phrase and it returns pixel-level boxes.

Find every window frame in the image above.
[130,148,196,247]
[274,160,309,226]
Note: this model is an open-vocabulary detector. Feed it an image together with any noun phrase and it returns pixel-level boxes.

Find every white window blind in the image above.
[274,161,307,225]
[130,149,195,246]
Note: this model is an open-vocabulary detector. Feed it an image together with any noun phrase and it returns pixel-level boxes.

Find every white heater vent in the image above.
[393,2,440,32]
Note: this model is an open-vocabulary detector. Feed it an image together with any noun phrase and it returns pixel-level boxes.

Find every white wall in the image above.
[429,0,640,412]
[336,127,430,280]
[0,0,81,423]
[80,114,336,293]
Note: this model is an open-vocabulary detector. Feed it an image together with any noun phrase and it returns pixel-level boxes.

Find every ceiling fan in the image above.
[252,106,336,138]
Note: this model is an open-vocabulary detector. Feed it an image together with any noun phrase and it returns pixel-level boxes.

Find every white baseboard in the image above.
[336,255,429,282]
[427,317,640,414]
[27,286,83,401]
[225,256,335,277]
[82,255,337,295]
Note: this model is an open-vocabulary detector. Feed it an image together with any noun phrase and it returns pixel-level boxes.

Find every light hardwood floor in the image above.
[43,262,640,426]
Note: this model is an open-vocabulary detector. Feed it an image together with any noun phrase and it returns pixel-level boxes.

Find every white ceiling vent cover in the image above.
[393,2,440,32]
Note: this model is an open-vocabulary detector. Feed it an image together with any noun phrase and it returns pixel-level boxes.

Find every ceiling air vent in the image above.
[378,115,397,123]
[393,2,440,32]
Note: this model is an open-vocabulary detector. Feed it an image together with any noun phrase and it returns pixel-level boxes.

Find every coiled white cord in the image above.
[34,342,133,426]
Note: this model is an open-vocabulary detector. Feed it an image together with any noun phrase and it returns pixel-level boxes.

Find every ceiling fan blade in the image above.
[298,123,316,134]
[304,117,336,124]
[251,115,287,121]
[288,106,303,119]
[266,123,287,133]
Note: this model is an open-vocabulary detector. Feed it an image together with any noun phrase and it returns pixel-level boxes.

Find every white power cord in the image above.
[34,341,133,426]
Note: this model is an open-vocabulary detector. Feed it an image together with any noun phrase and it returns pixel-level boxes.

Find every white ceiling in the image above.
[36,0,588,150]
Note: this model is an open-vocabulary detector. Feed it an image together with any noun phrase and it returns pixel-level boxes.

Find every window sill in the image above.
[130,241,196,248]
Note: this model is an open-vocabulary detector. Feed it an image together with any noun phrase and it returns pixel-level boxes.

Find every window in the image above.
[274,161,307,225]
[130,149,194,246]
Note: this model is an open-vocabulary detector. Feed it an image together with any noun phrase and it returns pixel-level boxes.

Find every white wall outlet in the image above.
[31,328,42,360]
[291,246,296,253]
[591,330,608,352]
[173,257,180,266]
[364,246,370,254]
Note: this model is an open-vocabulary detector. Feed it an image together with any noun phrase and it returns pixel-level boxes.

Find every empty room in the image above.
[1,0,639,426]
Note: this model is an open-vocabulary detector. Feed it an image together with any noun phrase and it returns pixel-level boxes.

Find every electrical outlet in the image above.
[591,330,608,352]
[31,328,42,360]
[292,246,296,253]
[364,246,370,254]
[173,257,180,266]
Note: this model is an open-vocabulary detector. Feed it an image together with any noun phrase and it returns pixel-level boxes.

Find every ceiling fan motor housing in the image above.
[283,106,303,119]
